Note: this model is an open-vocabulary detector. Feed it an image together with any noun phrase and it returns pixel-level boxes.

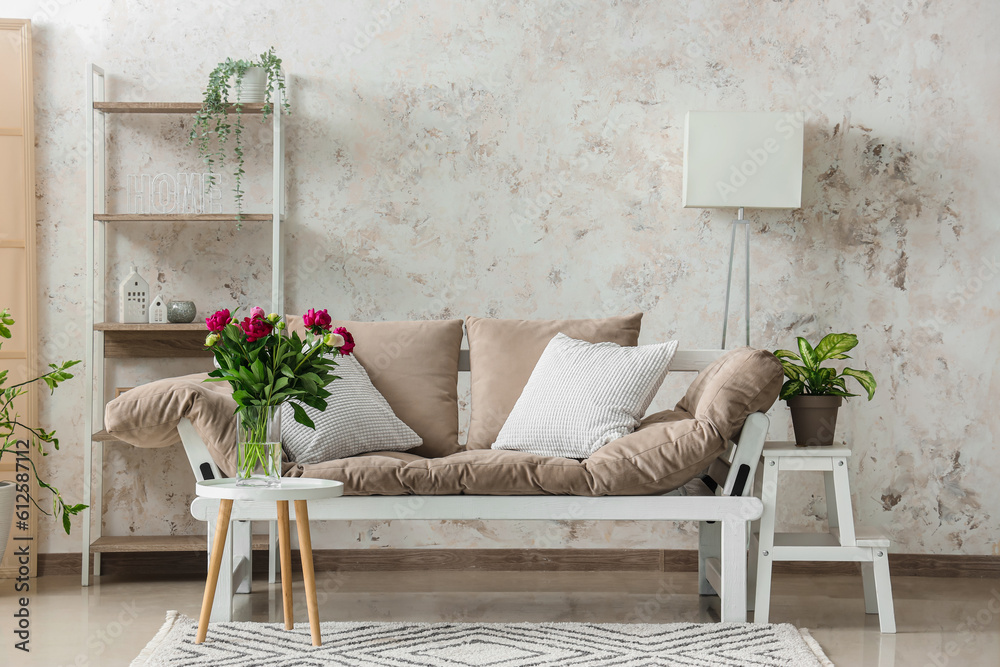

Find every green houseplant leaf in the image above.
[0,310,86,534]
[779,379,805,401]
[796,337,818,370]
[814,333,858,363]
[842,368,878,400]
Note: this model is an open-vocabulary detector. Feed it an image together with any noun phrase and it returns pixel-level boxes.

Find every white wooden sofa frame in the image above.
[182,349,768,624]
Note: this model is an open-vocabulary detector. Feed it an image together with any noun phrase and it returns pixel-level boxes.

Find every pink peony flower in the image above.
[333,326,355,355]
[206,309,231,332]
[250,306,266,320]
[302,308,333,334]
[240,316,274,343]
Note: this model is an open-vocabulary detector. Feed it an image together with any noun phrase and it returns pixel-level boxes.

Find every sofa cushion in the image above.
[287,317,465,458]
[465,313,643,450]
[289,346,782,496]
[289,407,724,496]
[492,334,678,458]
[675,346,784,441]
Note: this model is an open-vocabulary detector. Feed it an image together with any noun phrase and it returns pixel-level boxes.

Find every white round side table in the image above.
[194,478,344,646]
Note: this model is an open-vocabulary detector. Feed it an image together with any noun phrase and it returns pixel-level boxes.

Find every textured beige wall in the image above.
[8,0,999,556]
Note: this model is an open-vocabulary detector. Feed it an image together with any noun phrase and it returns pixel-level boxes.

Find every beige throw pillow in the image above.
[465,313,642,450]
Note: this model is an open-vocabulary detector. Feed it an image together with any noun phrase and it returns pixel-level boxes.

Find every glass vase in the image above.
[236,405,282,487]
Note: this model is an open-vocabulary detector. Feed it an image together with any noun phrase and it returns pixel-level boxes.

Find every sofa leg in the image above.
[207,518,234,622]
[698,521,720,596]
[233,520,252,595]
[719,518,748,623]
[268,519,278,584]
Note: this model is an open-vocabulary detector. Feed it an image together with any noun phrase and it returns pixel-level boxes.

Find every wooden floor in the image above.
[0,570,998,665]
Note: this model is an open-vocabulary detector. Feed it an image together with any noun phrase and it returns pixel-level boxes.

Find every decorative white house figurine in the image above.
[148,293,167,324]
[119,264,149,323]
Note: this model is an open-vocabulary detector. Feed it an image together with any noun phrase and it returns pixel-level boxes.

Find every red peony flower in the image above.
[240,316,274,343]
[333,326,355,355]
[206,309,231,332]
[302,308,333,334]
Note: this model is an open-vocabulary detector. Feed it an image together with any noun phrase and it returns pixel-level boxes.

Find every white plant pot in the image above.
[235,67,267,103]
[0,481,13,563]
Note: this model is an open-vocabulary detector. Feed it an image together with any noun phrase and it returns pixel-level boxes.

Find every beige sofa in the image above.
[105,314,782,624]
[107,314,782,497]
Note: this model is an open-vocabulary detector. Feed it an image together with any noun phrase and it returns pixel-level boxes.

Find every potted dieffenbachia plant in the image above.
[774,333,877,446]
[189,47,290,220]
[0,309,86,563]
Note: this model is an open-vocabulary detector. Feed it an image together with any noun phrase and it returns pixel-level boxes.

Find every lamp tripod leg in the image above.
[721,218,739,349]
[721,208,750,349]
[744,218,751,348]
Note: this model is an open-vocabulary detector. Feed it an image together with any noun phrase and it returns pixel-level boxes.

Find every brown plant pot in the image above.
[787,395,843,447]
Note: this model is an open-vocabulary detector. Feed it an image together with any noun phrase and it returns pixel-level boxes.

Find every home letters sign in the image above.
[126,172,222,215]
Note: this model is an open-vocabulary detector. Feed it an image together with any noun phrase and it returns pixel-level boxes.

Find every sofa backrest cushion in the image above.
[288,316,465,458]
[464,313,642,450]
[675,346,784,441]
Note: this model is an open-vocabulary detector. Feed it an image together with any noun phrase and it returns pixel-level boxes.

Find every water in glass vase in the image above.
[236,405,282,487]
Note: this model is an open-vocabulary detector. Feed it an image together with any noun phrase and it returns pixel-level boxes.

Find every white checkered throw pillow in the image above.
[281,353,422,464]
[491,333,678,458]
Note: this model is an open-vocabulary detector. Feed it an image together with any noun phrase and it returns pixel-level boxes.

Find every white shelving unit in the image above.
[82,64,286,586]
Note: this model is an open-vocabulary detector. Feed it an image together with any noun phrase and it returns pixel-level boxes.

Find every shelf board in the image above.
[95,322,205,331]
[94,101,270,114]
[90,535,271,553]
[95,323,213,358]
[94,213,272,223]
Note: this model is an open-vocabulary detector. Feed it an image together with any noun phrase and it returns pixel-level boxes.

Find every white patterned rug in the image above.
[132,611,833,666]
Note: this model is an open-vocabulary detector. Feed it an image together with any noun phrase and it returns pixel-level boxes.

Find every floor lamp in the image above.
[682,111,804,348]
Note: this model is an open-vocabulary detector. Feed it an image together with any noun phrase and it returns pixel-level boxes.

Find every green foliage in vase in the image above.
[774,333,878,402]
[0,309,86,534]
[204,308,352,430]
[189,47,290,220]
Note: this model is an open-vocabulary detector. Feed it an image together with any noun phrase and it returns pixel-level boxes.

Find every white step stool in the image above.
[749,442,896,633]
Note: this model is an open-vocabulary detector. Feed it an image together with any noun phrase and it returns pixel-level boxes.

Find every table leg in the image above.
[277,500,294,630]
[197,498,233,644]
[294,500,322,647]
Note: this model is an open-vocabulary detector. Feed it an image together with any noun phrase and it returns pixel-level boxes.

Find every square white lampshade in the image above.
[683,111,804,209]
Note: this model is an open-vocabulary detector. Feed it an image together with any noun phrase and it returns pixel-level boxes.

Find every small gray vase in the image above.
[167,300,197,324]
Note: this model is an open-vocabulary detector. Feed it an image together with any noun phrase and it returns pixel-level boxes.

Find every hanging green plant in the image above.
[189,47,290,220]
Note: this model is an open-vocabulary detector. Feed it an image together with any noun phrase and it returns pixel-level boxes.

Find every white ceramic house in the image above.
[119,264,149,323]
[148,293,167,324]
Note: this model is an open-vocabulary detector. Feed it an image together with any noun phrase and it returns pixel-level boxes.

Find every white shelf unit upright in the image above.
[83,63,286,586]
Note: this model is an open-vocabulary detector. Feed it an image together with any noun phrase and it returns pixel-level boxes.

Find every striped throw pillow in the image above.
[491,333,678,458]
